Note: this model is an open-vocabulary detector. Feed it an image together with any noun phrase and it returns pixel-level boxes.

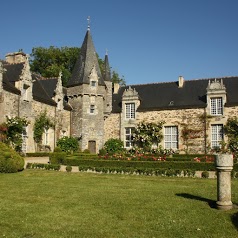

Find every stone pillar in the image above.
[215,154,233,210]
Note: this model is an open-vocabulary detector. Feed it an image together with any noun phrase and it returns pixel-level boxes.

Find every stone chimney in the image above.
[5,52,28,64]
[178,76,185,88]
[113,83,120,94]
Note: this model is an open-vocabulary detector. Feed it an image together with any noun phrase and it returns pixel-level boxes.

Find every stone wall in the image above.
[0,91,19,122]
[104,113,120,142]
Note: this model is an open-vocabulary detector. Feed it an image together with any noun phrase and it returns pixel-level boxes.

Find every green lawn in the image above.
[0,170,238,238]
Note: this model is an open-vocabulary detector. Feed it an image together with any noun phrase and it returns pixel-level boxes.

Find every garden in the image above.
[1,117,238,237]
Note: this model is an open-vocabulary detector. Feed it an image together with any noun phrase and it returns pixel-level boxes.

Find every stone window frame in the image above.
[90,105,95,114]
[22,84,30,101]
[125,127,134,148]
[164,126,178,150]
[211,124,224,149]
[125,103,135,119]
[44,128,49,145]
[210,97,223,116]
[91,80,97,87]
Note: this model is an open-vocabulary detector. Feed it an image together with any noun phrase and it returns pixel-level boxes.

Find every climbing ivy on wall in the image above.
[224,117,238,156]
[33,111,54,144]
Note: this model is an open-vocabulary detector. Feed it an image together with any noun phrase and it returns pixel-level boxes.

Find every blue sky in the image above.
[1,0,238,85]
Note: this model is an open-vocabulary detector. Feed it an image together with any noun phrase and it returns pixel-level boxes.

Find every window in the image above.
[210,97,223,115]
[91,81,96,87]
[211,124,223,149]
[44,128,49,145]
[22,84,30,101]
[22,126,27,153]
[125,103,135,119]
[90,105,95,114]
[125,127,134,148]
[164,126,178,149]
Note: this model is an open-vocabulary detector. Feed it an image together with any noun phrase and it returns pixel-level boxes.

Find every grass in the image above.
[0,170,238,238]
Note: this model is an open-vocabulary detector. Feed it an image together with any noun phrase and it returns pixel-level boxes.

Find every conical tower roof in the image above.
[104,53,111,81]
[67,29,105,87]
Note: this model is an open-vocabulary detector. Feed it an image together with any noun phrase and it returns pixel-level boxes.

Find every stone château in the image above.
[1,26,238,154]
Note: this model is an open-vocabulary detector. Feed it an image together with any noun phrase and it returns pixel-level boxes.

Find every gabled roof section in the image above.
[1,61,21,95]
[38,77,58,98]
[112,76,238,113]
[3,62,24,83]
[67,29,105,87]
[32,73,57,106]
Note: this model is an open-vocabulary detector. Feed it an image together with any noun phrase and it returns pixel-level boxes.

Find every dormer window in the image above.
[210,97,223,115]
[91,81,97,87]
[22,84,30,101]
[125,103,135,119]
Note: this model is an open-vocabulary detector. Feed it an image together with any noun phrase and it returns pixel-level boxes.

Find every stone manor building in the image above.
[1,26,238,154]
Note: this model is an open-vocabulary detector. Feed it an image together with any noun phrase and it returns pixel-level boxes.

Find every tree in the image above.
[30,46,80,86]
[111,70,126,86]
[30,46,126,86]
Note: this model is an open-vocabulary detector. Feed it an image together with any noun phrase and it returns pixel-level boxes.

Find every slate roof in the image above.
[38,78,58,98]
[1,62,21,94]
[32,74,57,106]
[112,76,238,113]
[67,29,105,87]
[3,62,24,83]
[38,77,72,111]
[104,54,111,81]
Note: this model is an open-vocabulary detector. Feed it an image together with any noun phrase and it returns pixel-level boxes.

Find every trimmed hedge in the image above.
[26,152,50,157]
[51,155,216,171]
[26,163,60,171]
[0,142,24,173]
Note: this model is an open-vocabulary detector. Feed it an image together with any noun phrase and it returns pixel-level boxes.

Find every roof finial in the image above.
[105,49,108,55]
[87,16,90,31]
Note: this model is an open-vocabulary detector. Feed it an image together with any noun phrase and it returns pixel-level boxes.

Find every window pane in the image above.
[125,103,135,119]
[164,126,178,149]
[210,97,223,115]
[211,124,223,148]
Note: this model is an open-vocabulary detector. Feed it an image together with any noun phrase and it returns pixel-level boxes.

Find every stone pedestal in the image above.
[215,154,233,210]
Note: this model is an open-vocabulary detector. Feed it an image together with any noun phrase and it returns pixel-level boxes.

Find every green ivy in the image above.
[33,111,54,144]
[224,117,238,156]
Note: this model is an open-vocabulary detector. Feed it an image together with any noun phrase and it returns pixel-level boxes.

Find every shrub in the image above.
[49,152,67,164]
[56,136,79,153]
[26,152,50,157]
[83,149,90,154]
[104,138,124,155]
[0,142,24,173]
[98,148,107,156]
[54,147,62,152]
[66,165,72,172]
[201,171,209,178]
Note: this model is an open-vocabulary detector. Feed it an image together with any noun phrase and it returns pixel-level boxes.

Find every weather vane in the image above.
[87,16,90,30]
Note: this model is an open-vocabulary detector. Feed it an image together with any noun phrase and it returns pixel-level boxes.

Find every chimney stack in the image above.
[5,52,28,64]
[178,76,185,88]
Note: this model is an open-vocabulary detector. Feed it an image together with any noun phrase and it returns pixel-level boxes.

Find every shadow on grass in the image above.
[231,212,238,230]
[176,193,217,209]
